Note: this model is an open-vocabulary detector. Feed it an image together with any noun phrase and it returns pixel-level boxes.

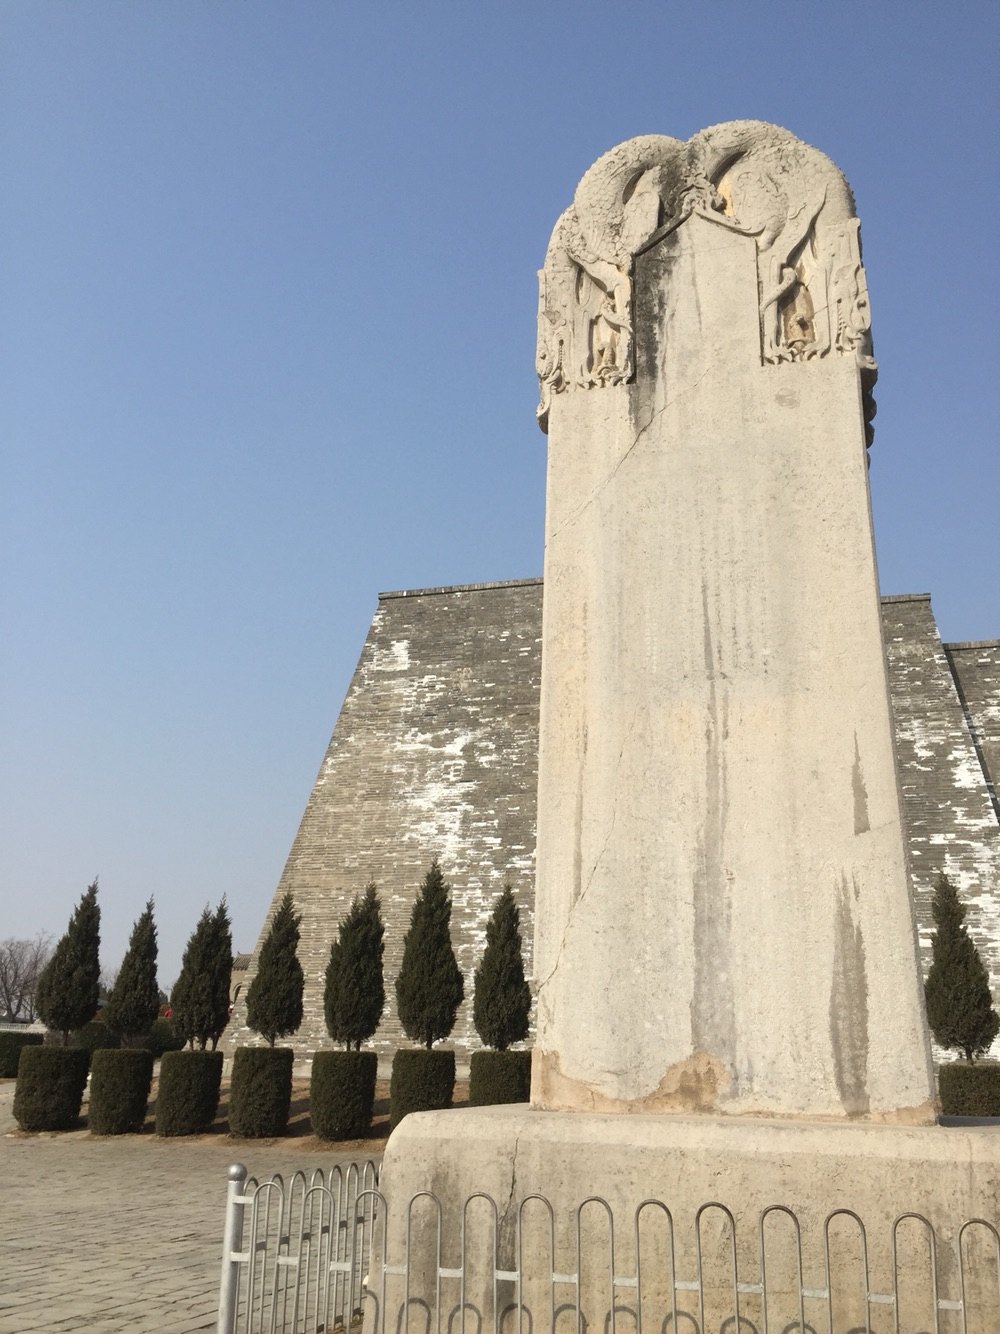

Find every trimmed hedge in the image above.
[389,1049,455,1132]
[141,1017,185,1060]
[155,1049,223,1136]
[939,1062,1000,1116]
[311,1050,378,1140]
[13,1045,90,1131]
[70,1019,120,1064]
[89,1048,154,1134]
[469,1049,532,1107]
[0,1030,43,1078]
[228,1046,294,1138]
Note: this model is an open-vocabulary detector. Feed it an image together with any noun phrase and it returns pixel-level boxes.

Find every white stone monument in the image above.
[531,120,932,1121]
[368,123,999,1333]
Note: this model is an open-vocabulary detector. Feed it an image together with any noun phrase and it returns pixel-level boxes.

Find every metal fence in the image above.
[218,1160,379,1334]
[218,1172,999,1334]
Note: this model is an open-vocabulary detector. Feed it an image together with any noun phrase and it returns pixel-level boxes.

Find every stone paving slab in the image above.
[0,1082,378,1333]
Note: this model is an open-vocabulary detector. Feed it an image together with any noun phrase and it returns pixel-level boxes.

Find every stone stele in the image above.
[533,118,931,1122]
[367,124,998,1334]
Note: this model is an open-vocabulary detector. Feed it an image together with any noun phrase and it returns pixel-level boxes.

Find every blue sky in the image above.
[3,3,997,987]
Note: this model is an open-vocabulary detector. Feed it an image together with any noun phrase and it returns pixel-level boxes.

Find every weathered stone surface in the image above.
[534,125,932,1120]
[537,120,876,438]
[374,1108,1000,1334]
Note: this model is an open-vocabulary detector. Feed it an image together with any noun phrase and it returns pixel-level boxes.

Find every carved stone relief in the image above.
[537,121,878,438]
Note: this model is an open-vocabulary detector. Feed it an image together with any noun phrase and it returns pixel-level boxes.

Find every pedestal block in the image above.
[369,1108,999,1334]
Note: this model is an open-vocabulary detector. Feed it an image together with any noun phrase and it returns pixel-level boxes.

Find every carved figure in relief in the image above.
[830,218,876,370]
[569,252,632,386]
[536,121,878,435]
[781,261,818,355]
[536,135,679,428]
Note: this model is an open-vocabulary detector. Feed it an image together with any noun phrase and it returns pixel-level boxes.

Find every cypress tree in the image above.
[103,899,160,1046]
[325,882,386,1050]
[208,899,233,1051]
[395,860,464,1050]
[473,884,531,1051]
[171,901,232,1050]
[36,881,102,1044]
[925,872,999,1063]
[245,893,304,1046]
[171,907,215,1050]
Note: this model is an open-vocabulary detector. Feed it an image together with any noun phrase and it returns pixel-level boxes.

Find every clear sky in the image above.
[3,3,998,988]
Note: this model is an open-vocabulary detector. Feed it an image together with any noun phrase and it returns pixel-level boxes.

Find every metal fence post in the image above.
[218,1162,249,1334]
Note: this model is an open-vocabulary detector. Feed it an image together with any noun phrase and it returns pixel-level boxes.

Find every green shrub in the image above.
[89,1048,154,1134]
[325,885,385,1050]
[103,900,160,1045]
[395,861,463,1049]
[155,1049,223,1136]
[473,885,531,1051]
[140,1017,185,1060]
[13,1046,90,1131]
[245,893,304,1045]
[171,901,232,1051]
[35,881,101,1044]
[389,1049,455,1132]
[71,1019,120,1065]
[228,1046,294,1137]
[310,1050,378,1140]
[0,1031,43,1078]
[469,1049,532,1107]
[938,1062,1000,1116]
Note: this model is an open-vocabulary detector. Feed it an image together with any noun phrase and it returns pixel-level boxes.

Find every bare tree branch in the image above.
[0,933,54,1021]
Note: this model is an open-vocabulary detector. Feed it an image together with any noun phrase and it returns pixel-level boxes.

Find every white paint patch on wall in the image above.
[372,638,411,672]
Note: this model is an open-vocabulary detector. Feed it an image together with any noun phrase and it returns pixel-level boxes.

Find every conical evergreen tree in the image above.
[246,893,304,1046]
[924,872,999,1063]
[103,899,160,1045]
[325,882,386,1050]
[208,899,233,1051]
[171,907,215,1050]
[171,900,232,1050]
[36,880,102,1044]
[473,884,531,1051]
[395,860,464,1049]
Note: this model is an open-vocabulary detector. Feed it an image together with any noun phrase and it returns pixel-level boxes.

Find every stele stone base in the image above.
[366,1107,1000,1334]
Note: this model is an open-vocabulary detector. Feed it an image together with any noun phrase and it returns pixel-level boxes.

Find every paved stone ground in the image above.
[0,1082,379,1333]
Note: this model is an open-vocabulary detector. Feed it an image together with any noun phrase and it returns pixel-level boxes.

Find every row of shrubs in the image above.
[12,1037,996,1131]
[0,1018,183,1079]
[10,1041,532,1137]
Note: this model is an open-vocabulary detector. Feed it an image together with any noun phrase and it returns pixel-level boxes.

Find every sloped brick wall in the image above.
[881,597,1000,1057]
[225,580,542,1066]
[945,640,1000,817]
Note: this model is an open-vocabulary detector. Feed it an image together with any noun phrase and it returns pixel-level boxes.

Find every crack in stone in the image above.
[548,369,713,542]
[498,1133,520,1240]
[578,709,636,904]
[535,711,636,996]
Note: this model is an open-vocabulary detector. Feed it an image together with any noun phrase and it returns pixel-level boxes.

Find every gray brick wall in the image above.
[944,640,1000,817]
[225,583,1000,1067]
[881,596,1000,1057]
[225,580,542,1067]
